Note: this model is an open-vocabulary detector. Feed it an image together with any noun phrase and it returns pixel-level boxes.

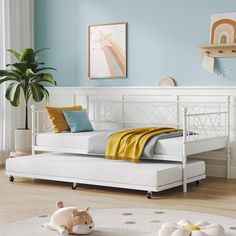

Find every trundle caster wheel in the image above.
[71,183,78,190]
[9,176,14,182]
[146,191,152,199]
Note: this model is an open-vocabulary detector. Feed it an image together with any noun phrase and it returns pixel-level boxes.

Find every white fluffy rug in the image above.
[0,208,236,236]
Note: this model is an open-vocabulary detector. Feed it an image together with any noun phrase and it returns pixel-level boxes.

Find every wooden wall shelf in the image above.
[196,43,236,58]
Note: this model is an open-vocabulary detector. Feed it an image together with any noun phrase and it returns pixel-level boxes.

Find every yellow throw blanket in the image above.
[106,127,179,163]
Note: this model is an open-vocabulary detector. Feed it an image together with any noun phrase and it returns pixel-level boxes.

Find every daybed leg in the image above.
[71,183,78,190]
[9,176,14,182]
[146,191,152,199]
[182,107,188,193]
[227,146,231,179]
[182,162,187,193]
[182,164,187,193]
[183,178,187,193]
[196,180,200,185]
[226,95,231,179]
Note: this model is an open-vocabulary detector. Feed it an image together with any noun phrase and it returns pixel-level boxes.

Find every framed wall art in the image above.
[210,12,236,44]
[88,22,127,79]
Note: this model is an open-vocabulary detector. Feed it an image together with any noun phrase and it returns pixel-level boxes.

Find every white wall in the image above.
[45,86,236,178]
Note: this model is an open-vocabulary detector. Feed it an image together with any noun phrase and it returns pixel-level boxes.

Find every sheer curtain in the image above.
[0,0,10,161]
[0,0,34,163]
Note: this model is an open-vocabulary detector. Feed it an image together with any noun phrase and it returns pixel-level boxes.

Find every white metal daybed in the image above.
[5,94,231,198]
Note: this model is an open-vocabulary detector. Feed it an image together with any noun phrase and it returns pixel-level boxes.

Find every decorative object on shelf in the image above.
[196,13,236,75]
[158,219,225,236]
[88,22,127,79]
[201,53,215,74]
[157,76,176,86]
[0,48,57,153]
[43,201,94,235]
[210,12,236,45]
[197,12,236,58]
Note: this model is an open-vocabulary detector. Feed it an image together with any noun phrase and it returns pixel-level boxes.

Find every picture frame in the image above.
[88,22,127,79]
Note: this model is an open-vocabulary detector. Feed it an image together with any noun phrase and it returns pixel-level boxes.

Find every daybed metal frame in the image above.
[28,94,231,194]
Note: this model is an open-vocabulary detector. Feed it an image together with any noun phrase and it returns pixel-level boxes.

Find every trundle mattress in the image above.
[6,153,205,188]
[36,131,185,156]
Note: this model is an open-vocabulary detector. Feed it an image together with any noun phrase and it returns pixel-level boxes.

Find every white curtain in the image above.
[0,0,34,163]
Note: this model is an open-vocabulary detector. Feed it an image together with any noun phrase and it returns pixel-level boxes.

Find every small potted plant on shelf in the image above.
[0,48,57,154]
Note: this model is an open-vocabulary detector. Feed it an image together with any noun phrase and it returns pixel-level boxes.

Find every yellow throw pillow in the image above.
[46,106,83,133]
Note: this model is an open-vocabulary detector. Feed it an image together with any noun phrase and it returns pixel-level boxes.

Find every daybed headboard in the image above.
[34,94,230,140]
[88,95,229,138]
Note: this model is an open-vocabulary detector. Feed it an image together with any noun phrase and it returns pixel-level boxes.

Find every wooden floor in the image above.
[1,165,236,225]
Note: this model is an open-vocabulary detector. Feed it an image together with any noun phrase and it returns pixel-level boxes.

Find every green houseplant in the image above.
[0,48,57,152]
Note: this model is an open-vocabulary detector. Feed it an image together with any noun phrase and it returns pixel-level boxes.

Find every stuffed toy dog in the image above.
[43,201,94,235]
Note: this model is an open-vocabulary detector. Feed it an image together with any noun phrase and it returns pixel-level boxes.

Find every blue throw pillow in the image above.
[63,110,94,133]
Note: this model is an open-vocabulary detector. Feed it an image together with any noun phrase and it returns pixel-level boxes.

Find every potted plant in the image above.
[0,48,56,153]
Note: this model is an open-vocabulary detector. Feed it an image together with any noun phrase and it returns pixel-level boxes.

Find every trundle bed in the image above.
[5,94,231,198]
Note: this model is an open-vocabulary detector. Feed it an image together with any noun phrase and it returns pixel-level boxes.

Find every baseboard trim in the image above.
[0,152,9,165]
[0,156,4,165]
[230,167,236,178]
[206,164,236,179]
[206,164,226,177]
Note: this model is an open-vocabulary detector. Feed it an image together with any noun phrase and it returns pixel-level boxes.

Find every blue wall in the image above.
[35,0,236,86]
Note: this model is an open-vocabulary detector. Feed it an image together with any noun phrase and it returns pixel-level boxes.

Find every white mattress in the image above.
[156,136,183,155]
[6,153,205,188]
[36,131,98,151]
[36,131,184,156]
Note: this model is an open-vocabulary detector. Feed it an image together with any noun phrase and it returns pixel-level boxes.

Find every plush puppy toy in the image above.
[43,201,94,236]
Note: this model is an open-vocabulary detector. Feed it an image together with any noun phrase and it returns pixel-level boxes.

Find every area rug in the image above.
[0,208,236,236]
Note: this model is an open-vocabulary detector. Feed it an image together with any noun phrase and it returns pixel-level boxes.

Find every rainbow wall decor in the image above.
[89,22,127,79]
[211,13,236,44]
